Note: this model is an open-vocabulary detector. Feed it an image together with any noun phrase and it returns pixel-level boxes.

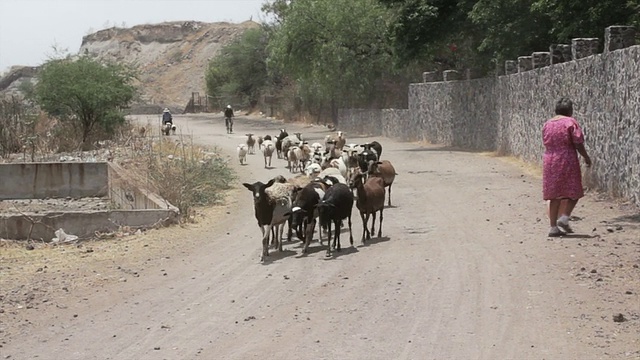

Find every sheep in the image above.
[318,167,347,185]
[368,160,397,207]
[246,134,256,154]
[310,142,324,153]
[261,139,275,168]
[310,150,324,165]
[342,145,361,182]
[286,145,303,173]
[321,156,348,179]
[335,131,346,151]
[298,142,312,171]
[350,172,386,243]
[317,183,354,256]
[257,135,264,150]
[305,163,322,177]
[281,135,301,164]
[237,144,249,165]
[324,135,334,150]
[242,179,294,261]
[265,181,296,247]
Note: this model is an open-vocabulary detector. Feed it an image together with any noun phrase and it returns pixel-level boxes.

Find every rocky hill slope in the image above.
[1,21,258,112]
[81,20,259,112]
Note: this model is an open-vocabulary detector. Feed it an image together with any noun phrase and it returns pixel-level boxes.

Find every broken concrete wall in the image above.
[0,209,177,241]
[0,162,108,200]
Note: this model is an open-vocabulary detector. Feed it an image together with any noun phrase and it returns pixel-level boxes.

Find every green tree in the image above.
[468,0,554,66]
[34,56,136,150]
[266,0,395,122]
[205,26,271,109]
[531,0,638,42]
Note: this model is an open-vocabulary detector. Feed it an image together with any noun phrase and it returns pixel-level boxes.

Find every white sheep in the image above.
[335,131,346,151]
[287,145,303,173]
[310,142,324,153]
[264,181,296,251]
[318,167,347,185]
[261,139,275,168]
[304,163,322,177]
[237,144,248,165]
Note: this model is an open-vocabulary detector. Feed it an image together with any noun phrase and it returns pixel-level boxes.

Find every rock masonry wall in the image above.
[338,26,640,206]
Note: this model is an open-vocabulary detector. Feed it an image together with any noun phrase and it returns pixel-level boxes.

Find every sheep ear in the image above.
[242,183,253,191]
[265,179,275,188]
[377,161,382,164]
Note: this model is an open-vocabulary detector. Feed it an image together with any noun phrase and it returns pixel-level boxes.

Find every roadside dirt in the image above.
[1,113,639,360]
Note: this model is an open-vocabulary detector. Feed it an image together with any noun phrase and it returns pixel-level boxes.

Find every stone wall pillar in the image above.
[532,52,551,69]
[571,38,599,59]
[422,71,439,83]
[550,44,572,64]
[604,26,636,52]
[465,68,477,80]
[505,60,517,75]
[443,70,460,81]
[517,56,533,73]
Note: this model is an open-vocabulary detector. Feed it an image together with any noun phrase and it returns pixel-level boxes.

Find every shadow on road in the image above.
[260,249,298,264]
[357,236,391,247]
[550,234,599,239]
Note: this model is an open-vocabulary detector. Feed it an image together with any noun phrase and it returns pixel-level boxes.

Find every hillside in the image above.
[0,21,259,112]
[81,20,259,112]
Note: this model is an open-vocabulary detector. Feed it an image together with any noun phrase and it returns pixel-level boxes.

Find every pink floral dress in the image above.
[542,116,585,200]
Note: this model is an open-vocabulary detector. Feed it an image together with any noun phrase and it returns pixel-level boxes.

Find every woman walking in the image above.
[542,97,592,237]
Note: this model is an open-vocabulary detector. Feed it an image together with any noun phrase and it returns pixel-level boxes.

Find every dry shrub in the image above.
[127,136,235,221]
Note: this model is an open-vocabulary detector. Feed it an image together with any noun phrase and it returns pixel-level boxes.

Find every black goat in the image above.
[288,180,328,253]
[364,141,383,158]
[317,183,354,256]
[243,179,276,261]
[275,129,288,159]
[357,149,379,174]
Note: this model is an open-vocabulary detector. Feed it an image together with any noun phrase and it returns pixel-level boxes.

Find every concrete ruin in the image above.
[0,162,179,241]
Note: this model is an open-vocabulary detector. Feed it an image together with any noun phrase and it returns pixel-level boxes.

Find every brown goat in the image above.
[350,172,385,243]
[246,133,256,154]
[368,160,396,207]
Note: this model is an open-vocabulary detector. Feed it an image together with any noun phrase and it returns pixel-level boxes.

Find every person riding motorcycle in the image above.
[224,105,234,134]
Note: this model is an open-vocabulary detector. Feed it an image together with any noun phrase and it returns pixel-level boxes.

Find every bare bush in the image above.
[123,135,235,221]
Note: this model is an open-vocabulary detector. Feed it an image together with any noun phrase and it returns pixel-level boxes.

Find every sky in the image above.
[0,0,267,73]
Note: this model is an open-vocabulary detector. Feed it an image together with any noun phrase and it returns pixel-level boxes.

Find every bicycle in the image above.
[225,116,234,134]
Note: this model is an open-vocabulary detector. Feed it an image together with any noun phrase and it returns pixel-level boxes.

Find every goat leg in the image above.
[378,208,383,238]
[369,212,376,241]
[334,219,341,252]
[360,212,368,243]
[348,215,353,246]
[261,225,272,261]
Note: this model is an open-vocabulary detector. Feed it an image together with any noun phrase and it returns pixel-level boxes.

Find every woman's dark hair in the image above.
[555,97,573,116]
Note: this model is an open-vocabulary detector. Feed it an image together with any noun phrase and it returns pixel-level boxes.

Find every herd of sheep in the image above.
[239,129,397,262]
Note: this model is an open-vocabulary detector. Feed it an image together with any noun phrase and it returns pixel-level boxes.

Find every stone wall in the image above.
[337,28,640,206]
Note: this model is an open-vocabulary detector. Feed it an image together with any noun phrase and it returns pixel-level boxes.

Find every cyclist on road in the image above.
[224,105,234,134]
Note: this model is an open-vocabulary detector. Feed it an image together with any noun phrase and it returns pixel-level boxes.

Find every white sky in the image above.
[0,0,267,72]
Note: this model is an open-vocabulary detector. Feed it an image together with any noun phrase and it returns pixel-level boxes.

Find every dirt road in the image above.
[2,113,638,360]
